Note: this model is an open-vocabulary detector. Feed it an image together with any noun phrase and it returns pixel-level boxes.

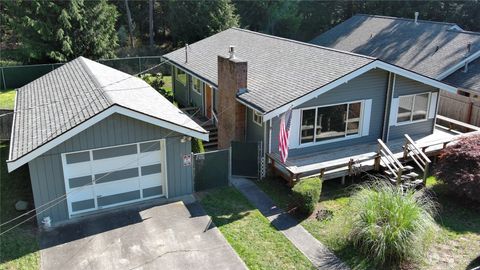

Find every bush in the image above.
[435,135,480,203]
[292,177,322,215]
[191,138,205,153]
[140,73,173,101]
[345,182,437,268]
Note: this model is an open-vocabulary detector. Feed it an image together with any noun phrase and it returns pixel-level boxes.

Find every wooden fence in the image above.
[0,109,13,141]
[438,91,480,130]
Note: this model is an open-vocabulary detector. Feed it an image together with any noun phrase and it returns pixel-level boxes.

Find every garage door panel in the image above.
[95,178,140,197]
[90,154,138,174]
[98,190,141,207]
[68,175,93,189]
[143,186,163,198]
[63,140,166,218]
[95,167,139,184]
[71,199,95,212]
[138,151,161,165]
[64,162,91,178]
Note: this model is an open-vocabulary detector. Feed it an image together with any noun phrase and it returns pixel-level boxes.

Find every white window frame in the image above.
[395,92,431,126]
[192,77,202,95]
[298,100,364,147]
[252,110,263,126]
[175,68,187,86]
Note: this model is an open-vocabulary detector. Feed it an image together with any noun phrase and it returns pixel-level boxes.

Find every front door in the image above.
[204,84,213,119]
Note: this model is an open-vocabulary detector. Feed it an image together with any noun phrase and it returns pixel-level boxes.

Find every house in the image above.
[310,14,480,98]
[163,28,462,183]
[6,57,208,227]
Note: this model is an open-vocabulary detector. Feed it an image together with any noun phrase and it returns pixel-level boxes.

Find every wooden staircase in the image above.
[375,135,432,190]
[203,123,218,151]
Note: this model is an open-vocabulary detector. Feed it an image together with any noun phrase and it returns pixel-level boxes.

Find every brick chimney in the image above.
[217,46,247,149]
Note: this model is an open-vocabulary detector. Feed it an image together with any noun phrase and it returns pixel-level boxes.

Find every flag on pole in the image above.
[279,107,293,163]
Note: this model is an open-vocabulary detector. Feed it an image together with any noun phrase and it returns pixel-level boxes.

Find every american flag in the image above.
[279,108,293,163]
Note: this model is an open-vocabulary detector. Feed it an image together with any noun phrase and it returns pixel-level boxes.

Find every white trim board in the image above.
[7,105,209,172]
[263,60,457,121]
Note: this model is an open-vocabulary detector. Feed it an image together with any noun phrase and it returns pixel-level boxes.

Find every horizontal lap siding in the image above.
[246,108,264,142]
[388,75,438,140]
[271,69,389,157]
[28,113,192,226]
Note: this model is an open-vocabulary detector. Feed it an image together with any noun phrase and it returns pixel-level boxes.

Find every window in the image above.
[253,110,263,126]
[175,68,187,86]
[397,93,429,124]
[300,102,362,144]
[192,77,202,94]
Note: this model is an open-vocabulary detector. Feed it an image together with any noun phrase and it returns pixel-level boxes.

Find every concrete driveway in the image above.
[39,200,246,270]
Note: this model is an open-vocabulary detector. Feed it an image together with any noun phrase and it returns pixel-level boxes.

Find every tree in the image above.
[5,0,119,63]
[149,0,154,47]
[124,0,135,47]
[166,0,239,46]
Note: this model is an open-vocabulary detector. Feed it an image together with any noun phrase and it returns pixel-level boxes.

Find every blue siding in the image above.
[28,113,193,226]
[271,69,389,157]
[388,75,438,140]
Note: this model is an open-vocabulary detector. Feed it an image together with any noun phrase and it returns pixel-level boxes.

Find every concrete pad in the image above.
[39,201,246,270]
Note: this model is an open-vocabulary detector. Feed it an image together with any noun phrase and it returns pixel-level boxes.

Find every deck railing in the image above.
[375,139,404,184]
[403,134,431,183]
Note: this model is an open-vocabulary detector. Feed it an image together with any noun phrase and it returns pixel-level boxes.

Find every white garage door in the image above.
[61,140,167,217]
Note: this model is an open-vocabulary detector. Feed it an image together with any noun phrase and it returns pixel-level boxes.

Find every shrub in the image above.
[191,138,205,153]
[345,182,437,267]
[140,73,173,101]
[292,177,322,215]
[435,134,480,203]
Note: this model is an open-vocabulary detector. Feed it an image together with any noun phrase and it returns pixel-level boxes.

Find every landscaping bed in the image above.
[256,176,480,270]
[199,187,315,270]
[0,142,40,269]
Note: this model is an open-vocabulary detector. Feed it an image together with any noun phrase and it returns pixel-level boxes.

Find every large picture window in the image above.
[397,93,429,124]
[175,68,187,86]
[300,102,362,144]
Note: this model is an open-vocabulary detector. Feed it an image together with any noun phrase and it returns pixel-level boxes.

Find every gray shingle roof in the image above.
[163,28,375,113]
[9,57,206,162]
[443,57,480,93]
[310,14,480,79]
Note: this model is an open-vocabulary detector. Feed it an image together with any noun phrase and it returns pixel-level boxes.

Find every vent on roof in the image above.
[229,45,236,59]
[467,42,472,53]
[434,45,439,53]
[414,12,419,24]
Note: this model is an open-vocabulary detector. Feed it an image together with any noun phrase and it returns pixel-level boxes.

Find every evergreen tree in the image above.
[166,0,239,46]
[5,0,119,63]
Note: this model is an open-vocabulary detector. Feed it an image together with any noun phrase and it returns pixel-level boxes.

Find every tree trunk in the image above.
[124,0,134,47]
[149,0,154,47]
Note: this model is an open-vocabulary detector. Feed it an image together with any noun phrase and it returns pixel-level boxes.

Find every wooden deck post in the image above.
[348,159,354,176]
[403,138,409,160]
[320,168,325,179]
[423,162,430,184]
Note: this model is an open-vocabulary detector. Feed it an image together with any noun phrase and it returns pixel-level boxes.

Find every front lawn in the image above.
[0,89,16,109]
[199,187,315,270]
[257,176,480,270]
[0,142,40,269]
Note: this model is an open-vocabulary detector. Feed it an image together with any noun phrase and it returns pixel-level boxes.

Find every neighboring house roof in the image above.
[7,57,207,172]
[164,28,455,119]
[443,57,480,94]
[310,14,480,79]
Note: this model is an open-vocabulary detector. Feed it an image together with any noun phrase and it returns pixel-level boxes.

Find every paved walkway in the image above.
[231,177,349,270]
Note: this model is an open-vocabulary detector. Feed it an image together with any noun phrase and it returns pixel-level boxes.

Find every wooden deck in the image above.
[268,122,480,184]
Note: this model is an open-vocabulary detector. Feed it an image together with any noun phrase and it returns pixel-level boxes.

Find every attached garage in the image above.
[6,57,208,226]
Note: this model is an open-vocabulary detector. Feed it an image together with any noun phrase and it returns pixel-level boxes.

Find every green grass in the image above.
[257,176,480,270]
[199,187,315,270]
[0,89,16,109]
[0,143,40,269]
[162,75,172,93]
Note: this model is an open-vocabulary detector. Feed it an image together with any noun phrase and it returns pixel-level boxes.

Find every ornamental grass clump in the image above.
[345,182,437,268]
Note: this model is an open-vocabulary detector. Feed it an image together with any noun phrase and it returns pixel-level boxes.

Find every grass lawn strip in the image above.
[199,187,315,270]
[256,177,480,270]
[0,89,16,109]
[0,143,40,269]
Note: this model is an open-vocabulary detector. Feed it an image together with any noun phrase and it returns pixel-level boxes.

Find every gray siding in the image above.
[28,113,193,226]
[271,69,389,157]
[246,108,264,142]
[388,74,438,140]
[172,66,189,106]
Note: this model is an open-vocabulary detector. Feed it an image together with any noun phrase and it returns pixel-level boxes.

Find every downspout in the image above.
[432,89,441,133]
[268,119,272,153]
[381,72,393,141]
[386,74,397,142]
